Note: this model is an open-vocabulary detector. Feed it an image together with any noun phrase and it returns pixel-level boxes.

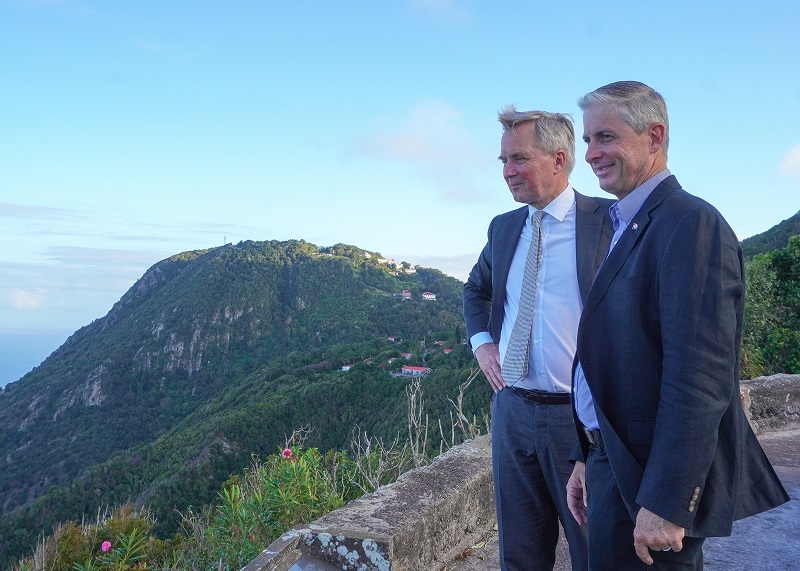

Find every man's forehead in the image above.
[583,103,622,125]
[499,137,536,157]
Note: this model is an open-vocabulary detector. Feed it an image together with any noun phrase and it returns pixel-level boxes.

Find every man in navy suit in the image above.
[463,107,613,571]
[566,81,789,570]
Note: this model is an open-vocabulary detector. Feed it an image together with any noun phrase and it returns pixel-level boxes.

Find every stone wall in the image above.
[741,374,800,434]
[244,374,799,571]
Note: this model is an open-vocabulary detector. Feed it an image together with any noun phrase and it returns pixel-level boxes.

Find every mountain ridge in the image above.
[741,210,800,257]
[3,207,799,566]
[0,239,481,566]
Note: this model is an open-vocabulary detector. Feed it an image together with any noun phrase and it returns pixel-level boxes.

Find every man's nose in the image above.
[503,163,515,178]
[585,142,600,164]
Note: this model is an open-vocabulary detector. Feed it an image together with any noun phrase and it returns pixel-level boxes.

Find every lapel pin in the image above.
[632,223,639,230]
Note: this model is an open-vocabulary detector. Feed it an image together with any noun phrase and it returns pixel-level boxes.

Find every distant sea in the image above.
[0,329,72,388]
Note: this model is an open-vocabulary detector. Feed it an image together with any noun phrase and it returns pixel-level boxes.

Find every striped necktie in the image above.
[501,209,545,384]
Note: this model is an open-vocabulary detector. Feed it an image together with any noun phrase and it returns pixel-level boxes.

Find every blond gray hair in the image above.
[498,106,576,174]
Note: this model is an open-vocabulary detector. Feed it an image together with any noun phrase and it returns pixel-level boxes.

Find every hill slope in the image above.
[0,240,484,566]
[741,210,800,257]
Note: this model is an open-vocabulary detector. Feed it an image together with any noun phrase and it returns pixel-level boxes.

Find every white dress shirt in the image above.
[471,185,582,392]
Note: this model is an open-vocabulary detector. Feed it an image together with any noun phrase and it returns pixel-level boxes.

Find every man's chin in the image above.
[597,180,621,197]
[510,191,528,204]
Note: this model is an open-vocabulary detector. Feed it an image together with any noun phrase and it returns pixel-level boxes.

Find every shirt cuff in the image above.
[470,332,493,353]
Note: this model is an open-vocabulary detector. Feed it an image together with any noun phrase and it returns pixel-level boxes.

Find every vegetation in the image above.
[1,217,798,569]
[741,235,800,377]
[12,373,487,571]
[0,240,484,568]
[741,210,800,258]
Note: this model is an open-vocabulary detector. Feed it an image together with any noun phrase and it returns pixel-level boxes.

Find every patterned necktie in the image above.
[501,209,545,384]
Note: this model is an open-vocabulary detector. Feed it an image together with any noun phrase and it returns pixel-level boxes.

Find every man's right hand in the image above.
[474,343,506,392]
[566,461,588,525]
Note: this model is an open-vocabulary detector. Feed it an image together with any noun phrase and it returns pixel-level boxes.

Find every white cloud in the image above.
[356,100,495,202]
[44,245,163,267]
[6,289,45,311]
[390,252,477,282]
[780,144,800,182]
[0,203,85,220]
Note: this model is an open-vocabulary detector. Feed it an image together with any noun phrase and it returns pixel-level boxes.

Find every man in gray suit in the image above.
[463,107,613,571]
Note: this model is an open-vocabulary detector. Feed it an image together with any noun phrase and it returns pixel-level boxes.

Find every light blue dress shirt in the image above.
[574,170,672,429]
[470,186,581,393]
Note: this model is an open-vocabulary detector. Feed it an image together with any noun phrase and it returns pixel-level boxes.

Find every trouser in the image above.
[492,388,588,571]
[585,440,705,570]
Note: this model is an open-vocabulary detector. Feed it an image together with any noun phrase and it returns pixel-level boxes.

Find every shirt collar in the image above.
[528,184,574,222]
[611,170,671,231]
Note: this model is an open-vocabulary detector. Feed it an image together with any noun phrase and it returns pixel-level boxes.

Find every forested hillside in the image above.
[0,240,487,567]
[3,219,798,569]
[741,210,800,257]
[742,234,800,377]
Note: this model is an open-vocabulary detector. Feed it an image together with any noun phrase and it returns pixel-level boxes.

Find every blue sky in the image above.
[2,0,799,386]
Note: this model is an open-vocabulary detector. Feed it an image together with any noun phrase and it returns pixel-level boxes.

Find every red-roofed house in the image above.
[422,292,436,300]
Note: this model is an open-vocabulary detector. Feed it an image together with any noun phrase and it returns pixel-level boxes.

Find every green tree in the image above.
[742,235,800,376]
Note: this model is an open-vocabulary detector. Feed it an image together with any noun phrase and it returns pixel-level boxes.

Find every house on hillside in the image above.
[401,365,432,377]
[400,290,412,299]
[422,292,436,300]
[341,365,352,372]
[443,348,453,354]
[401,352,413,360]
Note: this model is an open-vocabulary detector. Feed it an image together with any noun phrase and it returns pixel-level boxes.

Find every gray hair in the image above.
[578,81,669,158]
[498,105,576,175]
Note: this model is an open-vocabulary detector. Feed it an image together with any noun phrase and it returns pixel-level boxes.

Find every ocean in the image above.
[0,329,71,388]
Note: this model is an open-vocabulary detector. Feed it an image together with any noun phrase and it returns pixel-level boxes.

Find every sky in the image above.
[2,0,799,386]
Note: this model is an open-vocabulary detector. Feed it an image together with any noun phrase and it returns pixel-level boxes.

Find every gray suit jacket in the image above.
[463,190,614,347]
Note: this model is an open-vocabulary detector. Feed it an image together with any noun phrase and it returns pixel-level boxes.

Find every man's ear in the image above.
[649,123,666,153]
[553,149,567,174]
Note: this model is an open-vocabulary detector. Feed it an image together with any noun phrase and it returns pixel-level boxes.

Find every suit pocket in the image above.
[627,420,655,446]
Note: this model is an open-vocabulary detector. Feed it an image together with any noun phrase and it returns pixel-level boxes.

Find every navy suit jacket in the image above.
[463,190,614,348]
[574,175,789,536]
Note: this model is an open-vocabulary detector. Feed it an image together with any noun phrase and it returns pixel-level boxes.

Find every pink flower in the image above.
[282,448,293,459]
[101,541,112,552]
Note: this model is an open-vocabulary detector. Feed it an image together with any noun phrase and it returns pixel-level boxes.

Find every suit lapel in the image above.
[581,176,680,323]
[575,192,614,303]
[491,206,527,339]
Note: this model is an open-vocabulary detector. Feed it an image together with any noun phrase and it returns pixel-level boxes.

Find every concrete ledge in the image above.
[244,374,800,571]
[741,374,800,434]
[243,435,494,571]
[242,529,303,571]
